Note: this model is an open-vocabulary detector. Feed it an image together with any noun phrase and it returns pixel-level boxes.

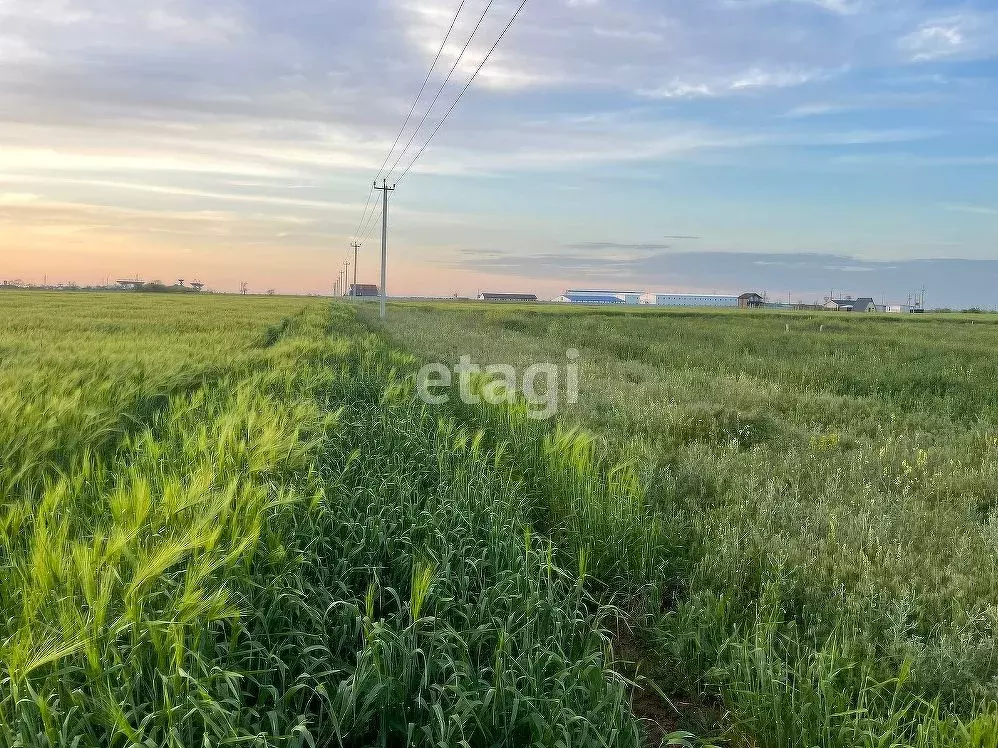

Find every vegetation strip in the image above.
[6,292,998,747]
[1,295,665,747]
[370,301,998,748]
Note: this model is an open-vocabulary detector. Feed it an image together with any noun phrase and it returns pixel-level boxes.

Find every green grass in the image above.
[6,291,998,747]
[0,293,655,747]
[369,301,998,747]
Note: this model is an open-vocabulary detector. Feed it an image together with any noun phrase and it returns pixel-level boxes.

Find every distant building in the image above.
[349,284,380,297]
[640,293,739,308]
[559,289,642,305]
[555,292,626,304]
[824,297,877,312]
[738,292,765,308]
[478,292,539,302]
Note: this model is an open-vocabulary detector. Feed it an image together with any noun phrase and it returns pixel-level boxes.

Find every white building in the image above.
[562,289,642,305]
[640,293,739,308]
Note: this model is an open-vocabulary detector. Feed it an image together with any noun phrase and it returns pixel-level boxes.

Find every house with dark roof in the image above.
[349,284,380,297]
[738,292,765,308]
[824,297,877,312]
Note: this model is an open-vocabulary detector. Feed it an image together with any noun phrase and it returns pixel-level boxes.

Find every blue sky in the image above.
[1,0,996,305]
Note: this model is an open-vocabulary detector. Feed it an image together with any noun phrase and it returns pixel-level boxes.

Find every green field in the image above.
[2,292,998,747]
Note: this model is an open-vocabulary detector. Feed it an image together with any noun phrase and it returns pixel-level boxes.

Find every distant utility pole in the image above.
[351,242,361,296]
[374,180,395,319]
[344,260,350,297]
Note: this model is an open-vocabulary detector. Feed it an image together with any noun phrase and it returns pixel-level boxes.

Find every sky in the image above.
[1,0,996,306]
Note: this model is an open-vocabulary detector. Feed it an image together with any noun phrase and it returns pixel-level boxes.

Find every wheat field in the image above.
[373,301,998,748]
[0,292,653,748]
[3,291,997,747]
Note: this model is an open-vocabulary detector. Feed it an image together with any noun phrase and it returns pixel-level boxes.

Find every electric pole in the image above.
[344,260,350,297]
[374,180,395,319]
[351,242,361,297]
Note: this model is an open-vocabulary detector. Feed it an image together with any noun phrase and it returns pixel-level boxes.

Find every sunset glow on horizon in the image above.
[2,0,997,305]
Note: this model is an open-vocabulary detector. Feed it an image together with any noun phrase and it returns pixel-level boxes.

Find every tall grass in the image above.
[10,290,995,746]
[0,294,650,747]
[371,302,998,747]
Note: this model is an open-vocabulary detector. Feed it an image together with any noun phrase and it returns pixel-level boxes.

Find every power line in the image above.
[357,201,384,244]
[351,1,466,240]
[351,183,376,241]
[344,0,532,309]
[376,0,467,182]
[384,0,499,184]
[397,0,531,184]
[356,215,381,249]
[353,182,386,245]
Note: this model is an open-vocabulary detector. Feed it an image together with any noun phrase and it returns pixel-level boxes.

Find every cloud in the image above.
[1,0,996,297]
[0,192,41,205]
[10,177,358,211]
[565,241,674,254]
[721,0,864,14]
[0,0,981,189]
[453,248,998,308]
[833,153,998,167]
[0,36,44,62]
[394,0,978,103]
[943,203,998,216]
[784,102,850,117]
[898,13,998,62]
[780,87,958,118]
[144,6,245,44]
[640,67,825,99]
[400,0,561,91]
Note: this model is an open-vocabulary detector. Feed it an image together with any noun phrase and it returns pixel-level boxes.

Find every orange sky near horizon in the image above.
[3,0,998,309]
[2,228,570,298]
